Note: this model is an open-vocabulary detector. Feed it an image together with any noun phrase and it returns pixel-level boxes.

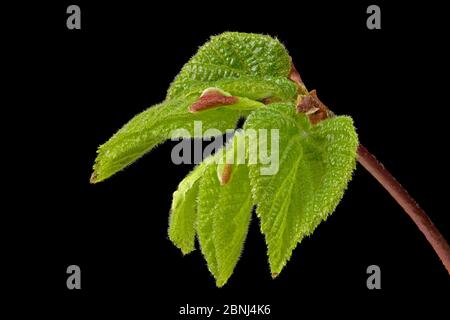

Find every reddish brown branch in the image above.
[289,62,303,85]
[296,89,333,124]
[357,145,450,274]
[290,61,450,274]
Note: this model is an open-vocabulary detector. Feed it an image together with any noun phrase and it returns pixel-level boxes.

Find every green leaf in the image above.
[91,93,245,183]
[169,160,209,255]
[244,103,358,275]
[196,133,253,287]
[92,32,300,183]
[167,32,301,102]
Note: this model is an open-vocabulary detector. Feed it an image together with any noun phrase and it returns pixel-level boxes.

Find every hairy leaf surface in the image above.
[167,32,301,102]
[197,133,253,287]
[244,103,358,275]
[92,94,245,182]
[92,32,301,183]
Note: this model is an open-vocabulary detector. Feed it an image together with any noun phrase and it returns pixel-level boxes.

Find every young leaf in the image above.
[169,76,299,103]
[92,93,252,183]
[169,160,210,255]
[167,32,302,102]
[197,133,253,287]
[244,103,358,275]
[169,181,199,255]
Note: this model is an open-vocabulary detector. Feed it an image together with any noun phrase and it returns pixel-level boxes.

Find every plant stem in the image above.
[290,62,449,273]
[357,145,450,274]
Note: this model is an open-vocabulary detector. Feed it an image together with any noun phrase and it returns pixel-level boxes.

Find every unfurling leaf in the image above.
[169,160,209,255]
[196,133,253,287]
[167,32,302,100]
[169,133,253,287]
[245,103,358,275]
[91,94,244,183]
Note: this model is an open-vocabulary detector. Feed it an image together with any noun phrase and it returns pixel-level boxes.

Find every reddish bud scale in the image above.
[220,163,232,185]
[289,62,303,86]
[296,90,333,125]
[189,93,239,112]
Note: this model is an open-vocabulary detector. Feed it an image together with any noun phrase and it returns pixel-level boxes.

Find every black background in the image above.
[9,1,449,317]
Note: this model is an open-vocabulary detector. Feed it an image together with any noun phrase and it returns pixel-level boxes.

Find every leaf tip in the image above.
[180,248,194,256]
[90,171,98,184]
[215,277,228,288]
[168,230,196,256]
